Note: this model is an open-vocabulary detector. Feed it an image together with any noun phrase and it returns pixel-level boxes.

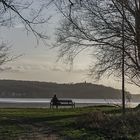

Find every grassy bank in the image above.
[0,106,139,140]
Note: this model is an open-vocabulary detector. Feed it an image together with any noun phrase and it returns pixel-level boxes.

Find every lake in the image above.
[0,98,139,108]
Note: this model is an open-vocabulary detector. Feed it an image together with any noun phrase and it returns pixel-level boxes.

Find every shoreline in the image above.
[0,103,107,108]
[0,98,138,108]
[0,102,137,108]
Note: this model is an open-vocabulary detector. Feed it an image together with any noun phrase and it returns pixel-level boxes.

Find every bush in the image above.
[76,111,140,140]
[135,104,140,109]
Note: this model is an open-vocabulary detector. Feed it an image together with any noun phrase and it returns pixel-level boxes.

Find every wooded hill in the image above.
[0,80,132,99]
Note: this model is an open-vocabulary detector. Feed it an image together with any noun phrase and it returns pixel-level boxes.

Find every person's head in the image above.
[54,94,56,97]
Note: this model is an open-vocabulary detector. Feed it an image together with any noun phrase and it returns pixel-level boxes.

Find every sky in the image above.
[0,1,140,95]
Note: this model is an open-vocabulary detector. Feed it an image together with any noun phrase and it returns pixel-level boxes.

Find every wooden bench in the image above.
[50,99,75,108]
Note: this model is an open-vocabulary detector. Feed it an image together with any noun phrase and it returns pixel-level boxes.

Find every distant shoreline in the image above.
[0,102,113,108]
[0,102,138,108]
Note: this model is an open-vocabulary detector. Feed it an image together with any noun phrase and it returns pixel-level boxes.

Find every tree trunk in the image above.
[135,9,140,65]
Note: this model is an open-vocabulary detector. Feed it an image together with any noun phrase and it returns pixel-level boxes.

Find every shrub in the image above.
[76,111,140,140]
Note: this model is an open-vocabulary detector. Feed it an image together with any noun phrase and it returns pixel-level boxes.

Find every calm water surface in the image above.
[0,98,139,108]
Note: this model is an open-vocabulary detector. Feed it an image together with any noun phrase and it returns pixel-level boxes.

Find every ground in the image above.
[0,106,139,140]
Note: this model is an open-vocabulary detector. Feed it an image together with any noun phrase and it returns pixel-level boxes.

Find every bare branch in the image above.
[54,0,140,86]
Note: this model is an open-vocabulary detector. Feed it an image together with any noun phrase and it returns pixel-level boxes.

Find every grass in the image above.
[0,106,139,139]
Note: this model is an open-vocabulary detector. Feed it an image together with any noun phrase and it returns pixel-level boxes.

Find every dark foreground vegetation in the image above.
[0,106,140,140]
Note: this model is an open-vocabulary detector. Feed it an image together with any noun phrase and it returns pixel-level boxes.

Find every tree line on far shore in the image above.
[0,80,127,99]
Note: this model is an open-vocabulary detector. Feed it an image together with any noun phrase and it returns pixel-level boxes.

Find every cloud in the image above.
[50,65,88,73]
[51,67,63,72]
[14,24,24,29]
[2,63,88,75]
[1,63,51,73]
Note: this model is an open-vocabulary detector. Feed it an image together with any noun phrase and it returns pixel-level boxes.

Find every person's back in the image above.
[51,95,59,105]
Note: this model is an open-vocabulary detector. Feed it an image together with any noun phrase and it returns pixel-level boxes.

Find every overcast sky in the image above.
[0,3,139,95]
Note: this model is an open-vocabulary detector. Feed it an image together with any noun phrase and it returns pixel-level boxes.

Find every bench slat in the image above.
[59,100,72,102]
[50,99,75,108]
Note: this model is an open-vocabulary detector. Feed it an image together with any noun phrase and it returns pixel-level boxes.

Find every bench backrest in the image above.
[50,99,74,105]
[59,100,72,103]
[50,99,75,108]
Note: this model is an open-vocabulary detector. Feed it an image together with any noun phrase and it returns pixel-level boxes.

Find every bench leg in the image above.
[56,105,58,109]
[50,104,52,109]
[51,105,52,109]
[74,103,75,108]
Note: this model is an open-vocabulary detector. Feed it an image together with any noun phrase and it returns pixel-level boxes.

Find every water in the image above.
[0,98,139,108]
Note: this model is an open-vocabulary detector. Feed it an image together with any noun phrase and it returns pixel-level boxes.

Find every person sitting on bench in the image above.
[51,94,60,107]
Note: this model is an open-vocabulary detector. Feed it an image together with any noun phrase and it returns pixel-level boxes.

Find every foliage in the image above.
[0,80,123,98]
[0,106,116,140]
[0,107,139,139]
[76,111,140,140]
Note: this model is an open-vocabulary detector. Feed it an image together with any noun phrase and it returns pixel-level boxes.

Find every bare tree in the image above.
[0,0,51,39]
[0,43,11,66]
[0,0,52,66]
[53,0,140,87]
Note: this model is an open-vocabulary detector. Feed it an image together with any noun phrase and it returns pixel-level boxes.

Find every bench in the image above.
[50,99,75,108]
